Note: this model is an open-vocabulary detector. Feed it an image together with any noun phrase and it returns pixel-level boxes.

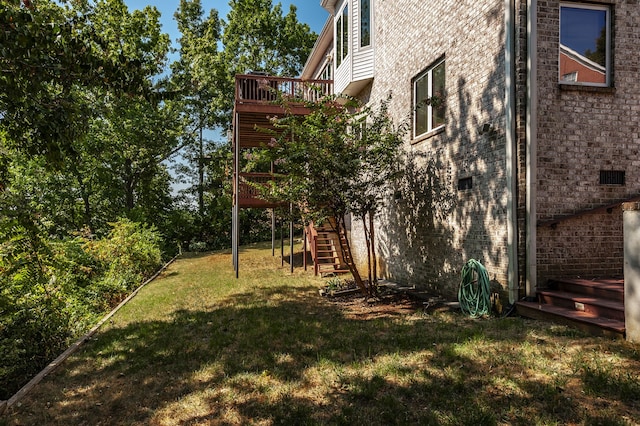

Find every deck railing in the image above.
[235,74,333,105]
[235,172,285,208]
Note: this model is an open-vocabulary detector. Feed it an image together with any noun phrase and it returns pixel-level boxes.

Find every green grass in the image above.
[3,242,640,425]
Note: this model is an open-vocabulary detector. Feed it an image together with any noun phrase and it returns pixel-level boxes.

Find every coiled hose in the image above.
[458,259,491,318]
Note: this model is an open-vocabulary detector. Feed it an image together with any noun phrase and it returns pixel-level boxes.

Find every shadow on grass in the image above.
[4,285,640,425]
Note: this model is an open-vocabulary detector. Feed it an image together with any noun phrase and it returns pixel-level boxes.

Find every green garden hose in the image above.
[458,259,491,318]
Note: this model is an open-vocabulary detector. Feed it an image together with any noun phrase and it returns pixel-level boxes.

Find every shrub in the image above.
[89,218,163,287]
[0,218,164,399]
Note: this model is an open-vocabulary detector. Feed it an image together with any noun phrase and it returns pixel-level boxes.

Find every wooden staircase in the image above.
[516,278,625,338]
[306,221,352,277]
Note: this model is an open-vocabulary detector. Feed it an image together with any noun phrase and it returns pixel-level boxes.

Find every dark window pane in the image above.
[415,74,429,136]
[360,0,370,47]
[342,6,349,59]
[336,15,342,67]
[432,61,446,128]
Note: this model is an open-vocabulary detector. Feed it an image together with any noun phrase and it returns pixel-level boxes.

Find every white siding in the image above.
[353,48,374,81]
[335,58,352,93]
[333,0,374,94]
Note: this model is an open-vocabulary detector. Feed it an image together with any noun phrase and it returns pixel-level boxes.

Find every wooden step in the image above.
[548,278,624,302]
[319,269,351,276]
[538,290,625,321]
[516,301,625,338]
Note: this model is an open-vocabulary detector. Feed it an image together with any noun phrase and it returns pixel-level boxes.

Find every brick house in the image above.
[299,0,640,317]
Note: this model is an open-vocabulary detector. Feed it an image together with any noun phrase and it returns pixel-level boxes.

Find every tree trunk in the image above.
[198,122,204,217]
[369,210,377,287]
[361,212,372,291]
[69,162,94,234]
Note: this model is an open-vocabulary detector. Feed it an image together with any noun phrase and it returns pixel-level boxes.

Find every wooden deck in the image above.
[233,74,333,149]
[232,74,332,209]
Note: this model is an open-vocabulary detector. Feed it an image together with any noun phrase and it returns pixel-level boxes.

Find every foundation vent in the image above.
[458,177,473,191]
[599,170,625,186]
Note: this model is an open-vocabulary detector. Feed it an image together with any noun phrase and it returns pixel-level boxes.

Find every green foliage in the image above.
[254,94,406,293]
[89,219,162,284]
[0,218,163,400]
[217,0,317,128]
[255,95,405,223]
[0,0,156,162]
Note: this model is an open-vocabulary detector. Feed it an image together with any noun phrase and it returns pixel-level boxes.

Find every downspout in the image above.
[505,0,519,304]
[526,0,538,297]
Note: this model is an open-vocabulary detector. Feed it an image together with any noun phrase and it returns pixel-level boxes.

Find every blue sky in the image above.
[124,0,329,49]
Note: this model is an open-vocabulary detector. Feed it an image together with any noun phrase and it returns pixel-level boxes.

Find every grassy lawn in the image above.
[3,242,640,425]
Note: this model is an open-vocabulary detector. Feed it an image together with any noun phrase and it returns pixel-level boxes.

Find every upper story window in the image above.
[336,4,349,68]
[360,0,371,48]
[559,3,611,87]
[320,58,333,80]
[413,58,446,139]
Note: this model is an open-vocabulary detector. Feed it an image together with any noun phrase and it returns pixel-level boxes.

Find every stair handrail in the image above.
[537,194,640,228]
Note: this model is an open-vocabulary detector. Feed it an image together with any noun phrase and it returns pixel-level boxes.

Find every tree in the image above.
[254,94,406,296]
[172,0,222,216]
[346,97,408,288]
[0,0,154,164]
[168,0,316,247]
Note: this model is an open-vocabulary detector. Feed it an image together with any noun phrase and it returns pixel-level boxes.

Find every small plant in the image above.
[189,240,209,252]
[326,276,343,291]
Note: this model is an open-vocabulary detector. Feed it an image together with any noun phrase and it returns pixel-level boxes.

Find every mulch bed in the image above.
[321,283,450,320]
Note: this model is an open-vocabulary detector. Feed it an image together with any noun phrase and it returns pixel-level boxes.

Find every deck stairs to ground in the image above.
[516,278,625,338]
[306,221,352,277]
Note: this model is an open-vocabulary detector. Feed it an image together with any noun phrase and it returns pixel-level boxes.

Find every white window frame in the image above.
[412,58,446,139]
[320,57,333,81]
[559,2,611,87]
[335,3,349,69]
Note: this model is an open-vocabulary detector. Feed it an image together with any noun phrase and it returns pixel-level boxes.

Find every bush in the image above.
[89,219,163,287]
[0,218,164,400]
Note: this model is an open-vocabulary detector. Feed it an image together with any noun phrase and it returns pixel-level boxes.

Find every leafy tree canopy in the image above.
[0,0,168,163]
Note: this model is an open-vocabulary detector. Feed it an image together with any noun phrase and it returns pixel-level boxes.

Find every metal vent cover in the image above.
[458,177,473,191]
[600,170,625,185]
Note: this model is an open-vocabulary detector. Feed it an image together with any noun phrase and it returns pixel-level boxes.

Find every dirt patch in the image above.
[323,286,446,320]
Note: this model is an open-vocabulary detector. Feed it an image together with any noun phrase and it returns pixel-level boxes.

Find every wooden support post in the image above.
[271,208,276,256]
[314,235,319,276]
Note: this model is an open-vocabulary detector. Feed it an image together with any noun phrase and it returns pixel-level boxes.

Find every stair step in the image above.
[538,290,625,321]
[320,269,351,276]
[548,278,624,302]
[516,301,625,338]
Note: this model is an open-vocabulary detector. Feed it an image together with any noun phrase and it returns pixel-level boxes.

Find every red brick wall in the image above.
[535,0,640,284]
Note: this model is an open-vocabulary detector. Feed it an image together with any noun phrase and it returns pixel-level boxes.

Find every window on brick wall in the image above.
[336,4,349,68]
[413,58,446,138]
[559,3,611,87]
